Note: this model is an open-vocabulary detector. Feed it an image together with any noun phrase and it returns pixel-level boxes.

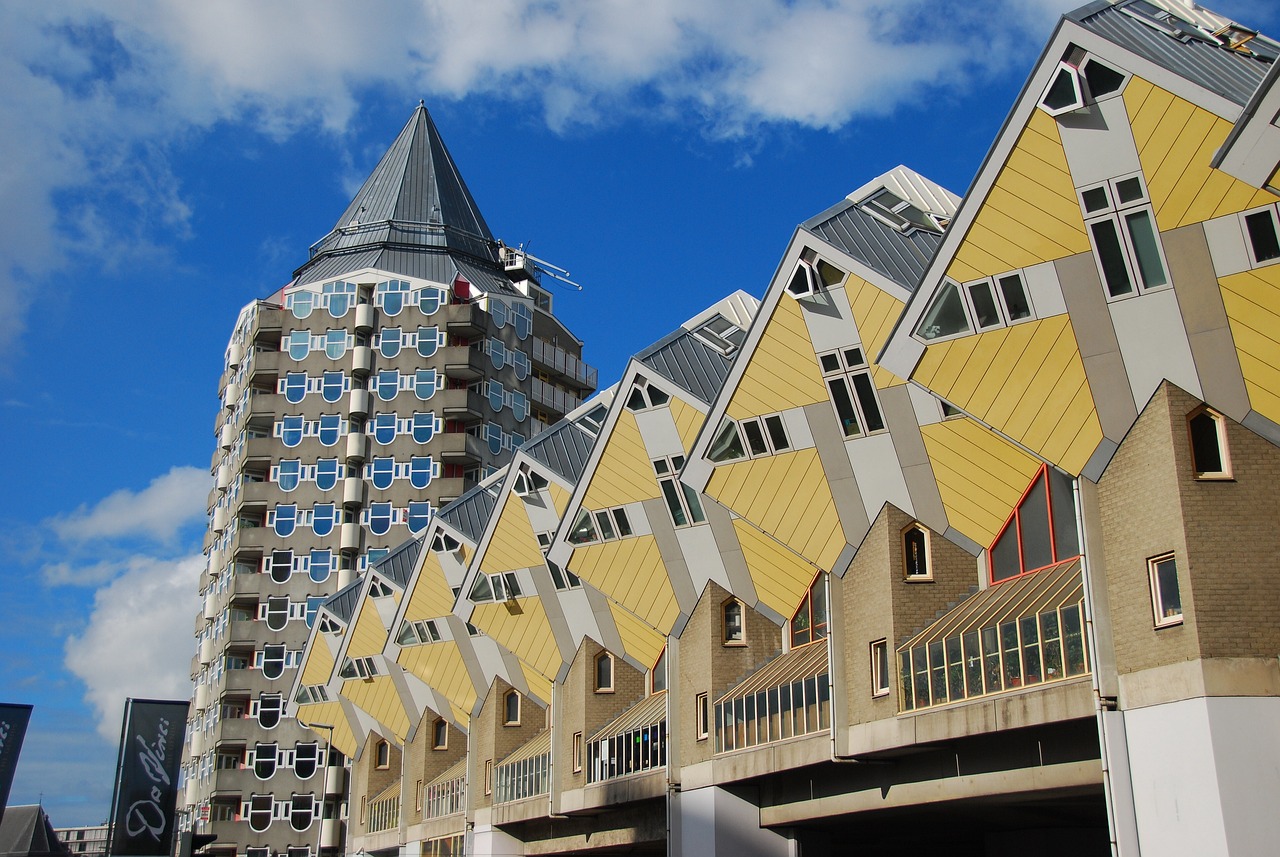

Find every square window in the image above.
[1149,553,1182,628]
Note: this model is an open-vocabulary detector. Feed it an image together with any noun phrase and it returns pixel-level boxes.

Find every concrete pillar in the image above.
[672,785,792,857]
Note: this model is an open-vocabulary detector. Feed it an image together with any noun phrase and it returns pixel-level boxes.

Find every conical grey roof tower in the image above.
[296,104,511,293]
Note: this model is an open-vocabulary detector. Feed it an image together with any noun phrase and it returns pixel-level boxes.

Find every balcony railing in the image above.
[366,782,400,833]
[715,643,829,754]
[530,378,583,417]
[423,759,465,819]
[587,691,667,784]
[898,558,1088,713]
[494,731,550,803]
[529,338,597,391]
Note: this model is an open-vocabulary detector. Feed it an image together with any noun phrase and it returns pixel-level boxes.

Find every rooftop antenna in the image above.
[510,242,581,291]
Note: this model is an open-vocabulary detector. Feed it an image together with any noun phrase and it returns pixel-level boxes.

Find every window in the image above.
[651,647,668,693]
[692,315,747,355]
[249,794,273,832]
[707,417,747,463]
[432,719,448,750]
[859,188,944,234]
[786,248,846,298]
[547,561,582,591]
[1149,553,1182,627]
[695,693,709,740]
[339,657,379,680]
[1241,204,1280,267]
[253,743,278,779]
[397,619,442,646]
[309,550,332,583]
[469,571,521,603]
[989,465,1081,584]
[1080,174,1168,299]
[709,413,791,463]
[430,532,460,554]
[871,640,890,697]
[594,652,614,692]
[484,760,493,795]
[256,693,283,729]
[572,732,583,772]
[903,524,931,580]
[290,794,315,831]
[1188,408,1231,479]
[294,743,320,779]
[915,272,1033,342]
[790,574,828,647]
[264,596,289,631]
[819,347,884,439]
[261,644,286,680]
[653,455,706,527]
[1039,60,1084,115]
[722,599,745,645]
[625,377,670,412]
[915,281,972,341]
[503,691,521,725]
[512,467,550,497]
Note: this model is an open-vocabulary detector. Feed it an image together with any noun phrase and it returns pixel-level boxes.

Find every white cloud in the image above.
[0,0,1080,358]
[64,552,202,741]
[50,465,209,544]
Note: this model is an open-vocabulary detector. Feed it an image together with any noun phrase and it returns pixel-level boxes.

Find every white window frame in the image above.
[1187,406,1232,480]
[819,346,886,439]
[653,455,706,528]
[1239,203,1280,269]
[1148,553,1183,628]
[870,639,890,697]
[1079,173,1171,301]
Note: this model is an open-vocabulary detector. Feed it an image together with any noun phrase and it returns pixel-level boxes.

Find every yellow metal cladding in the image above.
[607,600,668,671]
[1125,78,1276,230]
[1220,266,1280,424]
[300,633,336,686]
[341,675,410,742]
[396,642,476,726]
[547,481,571,516]
[732,519,823,619]
[706,449,844,570]
[521,662,553,706]
[725,294,827,421]
[404,552,456,623]
[912,315,1102,476]
[482,495,544,575]
[295,701,358,756]
[471,598,561,681]
[582,409,658,510]
[670,396,706,453]
[920,418,1044,547]
[347,596,391,659]
[946,111,1089,283]
[847,276,908,389]
[570,536,679,633]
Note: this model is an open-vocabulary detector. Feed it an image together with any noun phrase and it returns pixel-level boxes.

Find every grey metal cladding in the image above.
[637,332,733,405]
[370,536,426,588]
[1071,4,1275,107]
[522,420,595,483]
[453,256,521,297]
[802,200,943,292]
[437,482,500,544]
[323,578,366,623]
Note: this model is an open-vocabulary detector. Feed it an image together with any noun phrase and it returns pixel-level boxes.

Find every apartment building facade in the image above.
[180,105,595,857]
[291,1,1280,855]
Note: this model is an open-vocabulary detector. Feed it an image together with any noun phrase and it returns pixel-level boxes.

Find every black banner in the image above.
[108,699,189,857]
[0,703,33,828]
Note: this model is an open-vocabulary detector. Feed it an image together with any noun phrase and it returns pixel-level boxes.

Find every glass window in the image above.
[418,286,443,315]
[708,418,746,463]
[376,370,399,402]
[722,600,744,644]
[281,416,304,448]
[277,460,301,492]
[270,550,293,583]
[294,743,320,779]
[283,372,308,404]
[871,639,890,696]
[309,550,332,583]
[290,291,314,319]
[261,644,286,680]
[903,525,930,579]
[594,653,613,692]
[990,465,1080,584]
[1188,409,1230,478]
[820,347,884,438]
[417,326,441,358]
[324,330,347,360]
[415,369,438,401]
[379,327,402,359]
[504,691,520,725]
[409,456,434,489]
[1245,208,1280,264]
[312,504,337,537]
[315,458,340,491]
[1040,62,1083,114]
[432,719,448,750]
[1149,553,1182,627]
[257,693,283,729]
[369,502,393,536]
[321,371,345,403]
[407,502,432,533]
[373,413,397,445]
[370,458,395,490]
[916,281,971,340]
[249,794,273,832]
[287,331,311,361]
[790,574,828,647]
[412,413,437,444]
[273,505,297,538]
[318,414,341,446]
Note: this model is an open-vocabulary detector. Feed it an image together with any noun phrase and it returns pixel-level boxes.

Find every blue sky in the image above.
[1,0,1275,828]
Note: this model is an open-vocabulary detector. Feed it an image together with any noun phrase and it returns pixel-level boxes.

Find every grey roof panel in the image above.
[296,105,502,283]
[1070,3,1275,107]
[371,536,425,588]
[801,199,944,291]
[637,331,734,406]
[323,578,366,624]
[522,419,595,483]
[438,482,500,544]
[0,806,67,857]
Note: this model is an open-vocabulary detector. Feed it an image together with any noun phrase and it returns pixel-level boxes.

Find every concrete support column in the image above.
[671,785,793,857]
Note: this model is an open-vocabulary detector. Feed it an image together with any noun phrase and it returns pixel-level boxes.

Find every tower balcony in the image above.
[440,346,486,381]
[442,302,487,337]
[529,337,598,393]
[436,432,485,463]
[436,388,485,422]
